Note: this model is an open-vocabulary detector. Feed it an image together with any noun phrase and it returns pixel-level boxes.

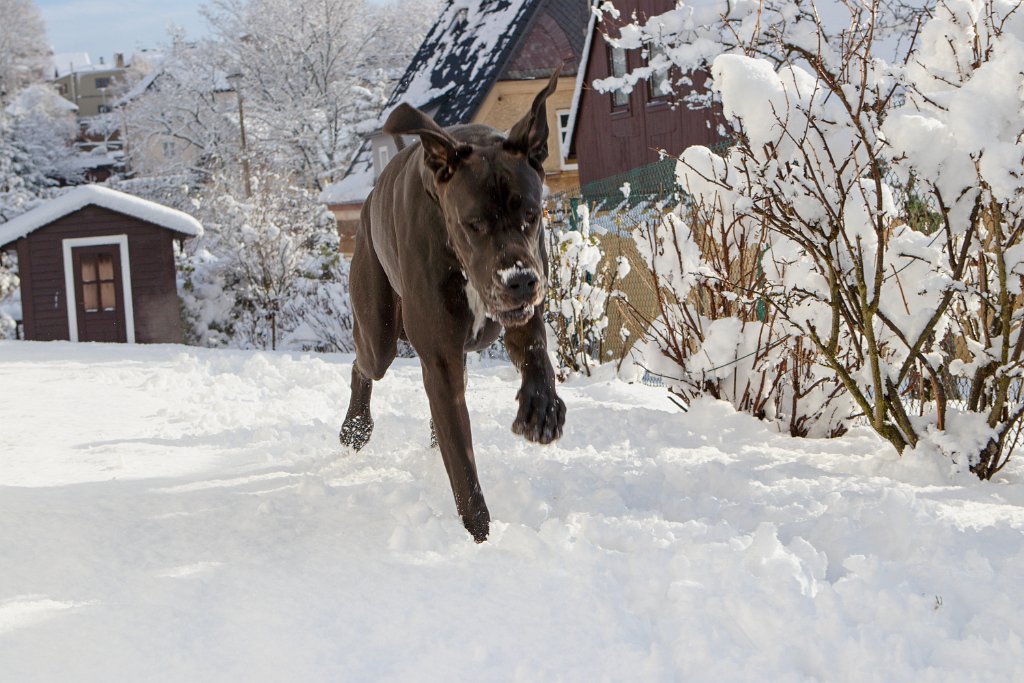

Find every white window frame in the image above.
[62,235,136,343]
[378,145,390,170]
[556,109,577,171]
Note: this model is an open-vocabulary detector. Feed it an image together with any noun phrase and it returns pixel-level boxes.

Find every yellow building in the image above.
[50,53,127,118]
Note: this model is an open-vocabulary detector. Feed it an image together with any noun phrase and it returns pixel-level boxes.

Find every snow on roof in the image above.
[321,0,543,205]
[116,66,163,107]
[320,141,374,205]
[50,53,92,78]
[0,185,202,248]
[385,0,539,127]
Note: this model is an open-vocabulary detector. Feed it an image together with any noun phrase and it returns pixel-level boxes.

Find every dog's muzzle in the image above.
[494,264,544,327]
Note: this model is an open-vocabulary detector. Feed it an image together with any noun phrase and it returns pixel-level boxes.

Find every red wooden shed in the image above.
[0,185,202,343]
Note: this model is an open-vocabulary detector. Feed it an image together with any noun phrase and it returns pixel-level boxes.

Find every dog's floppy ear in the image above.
[384,103,469,181]
[505,68,560,170]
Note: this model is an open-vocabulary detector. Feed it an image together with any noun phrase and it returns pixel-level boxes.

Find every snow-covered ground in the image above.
[2,342,1023,682]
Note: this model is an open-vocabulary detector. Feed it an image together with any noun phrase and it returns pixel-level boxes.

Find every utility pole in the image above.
[226,70,252,198]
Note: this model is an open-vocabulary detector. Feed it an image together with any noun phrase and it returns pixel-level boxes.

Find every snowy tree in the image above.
[0,0,48,104]
[120,37,242,183]
[170,172,353,351]
[5,84,81,183]
[200,0,437,190]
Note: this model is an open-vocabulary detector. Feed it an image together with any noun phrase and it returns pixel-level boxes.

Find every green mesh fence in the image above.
[544,159,688,371]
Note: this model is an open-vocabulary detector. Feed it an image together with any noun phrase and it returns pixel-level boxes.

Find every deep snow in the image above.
[1,342,1023,682]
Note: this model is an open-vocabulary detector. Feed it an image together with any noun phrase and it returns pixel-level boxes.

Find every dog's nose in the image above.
[505,270,539,301]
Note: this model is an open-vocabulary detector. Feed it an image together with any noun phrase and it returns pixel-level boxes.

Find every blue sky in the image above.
[36,0,209,62]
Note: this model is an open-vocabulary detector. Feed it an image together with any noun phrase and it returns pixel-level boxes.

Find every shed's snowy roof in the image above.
[386,0,539,127]
[0,185,203,248]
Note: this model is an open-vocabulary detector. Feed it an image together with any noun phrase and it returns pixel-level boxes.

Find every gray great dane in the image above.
[339,71,566,542]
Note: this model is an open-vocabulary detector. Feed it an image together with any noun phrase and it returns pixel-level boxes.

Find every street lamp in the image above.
[225,69,252,198]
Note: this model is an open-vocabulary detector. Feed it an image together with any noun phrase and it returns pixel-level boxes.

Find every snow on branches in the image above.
[604,0,1024,475]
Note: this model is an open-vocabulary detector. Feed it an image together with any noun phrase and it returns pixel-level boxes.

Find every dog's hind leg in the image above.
[340,366,375,450]
[340,224,401,450]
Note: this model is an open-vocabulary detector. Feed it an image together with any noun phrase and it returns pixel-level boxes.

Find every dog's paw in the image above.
[462,506,490,543]
[512,381,566,444]
[339,414,374,451]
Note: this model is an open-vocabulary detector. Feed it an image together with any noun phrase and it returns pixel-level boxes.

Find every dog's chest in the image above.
[464,280,489,340]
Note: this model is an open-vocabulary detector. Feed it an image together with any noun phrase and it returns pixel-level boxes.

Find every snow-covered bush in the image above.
[604,0,1024,474]
[545,205,620,379]
[883,0,1024,478]
[178,175,353,351]
[630,186,853,437]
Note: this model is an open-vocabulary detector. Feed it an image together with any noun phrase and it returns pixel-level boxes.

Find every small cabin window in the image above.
[95,77,111,89]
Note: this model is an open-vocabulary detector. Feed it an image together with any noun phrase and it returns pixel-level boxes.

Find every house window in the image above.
[98,104,112,114]
[95,77,111,89]
[647,45,671,101]
[609,46,629,109]
[557,110,571,150]
[556,110,578,171]
[378,146,390,169]
[162,140,177,159]
[81,253,117,312]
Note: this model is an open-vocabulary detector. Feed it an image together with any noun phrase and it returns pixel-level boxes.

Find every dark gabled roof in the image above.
[385,0,541,126]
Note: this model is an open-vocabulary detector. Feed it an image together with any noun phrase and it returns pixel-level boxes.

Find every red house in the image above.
[569,0,727,185]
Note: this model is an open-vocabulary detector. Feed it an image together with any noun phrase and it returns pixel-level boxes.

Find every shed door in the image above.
[72,245,127,343]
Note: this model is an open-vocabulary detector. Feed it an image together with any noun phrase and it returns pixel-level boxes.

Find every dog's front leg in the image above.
[504,311,566,444]
[420,351,490,542]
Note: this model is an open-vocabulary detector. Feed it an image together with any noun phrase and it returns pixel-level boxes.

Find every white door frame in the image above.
[62,235,136,343]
